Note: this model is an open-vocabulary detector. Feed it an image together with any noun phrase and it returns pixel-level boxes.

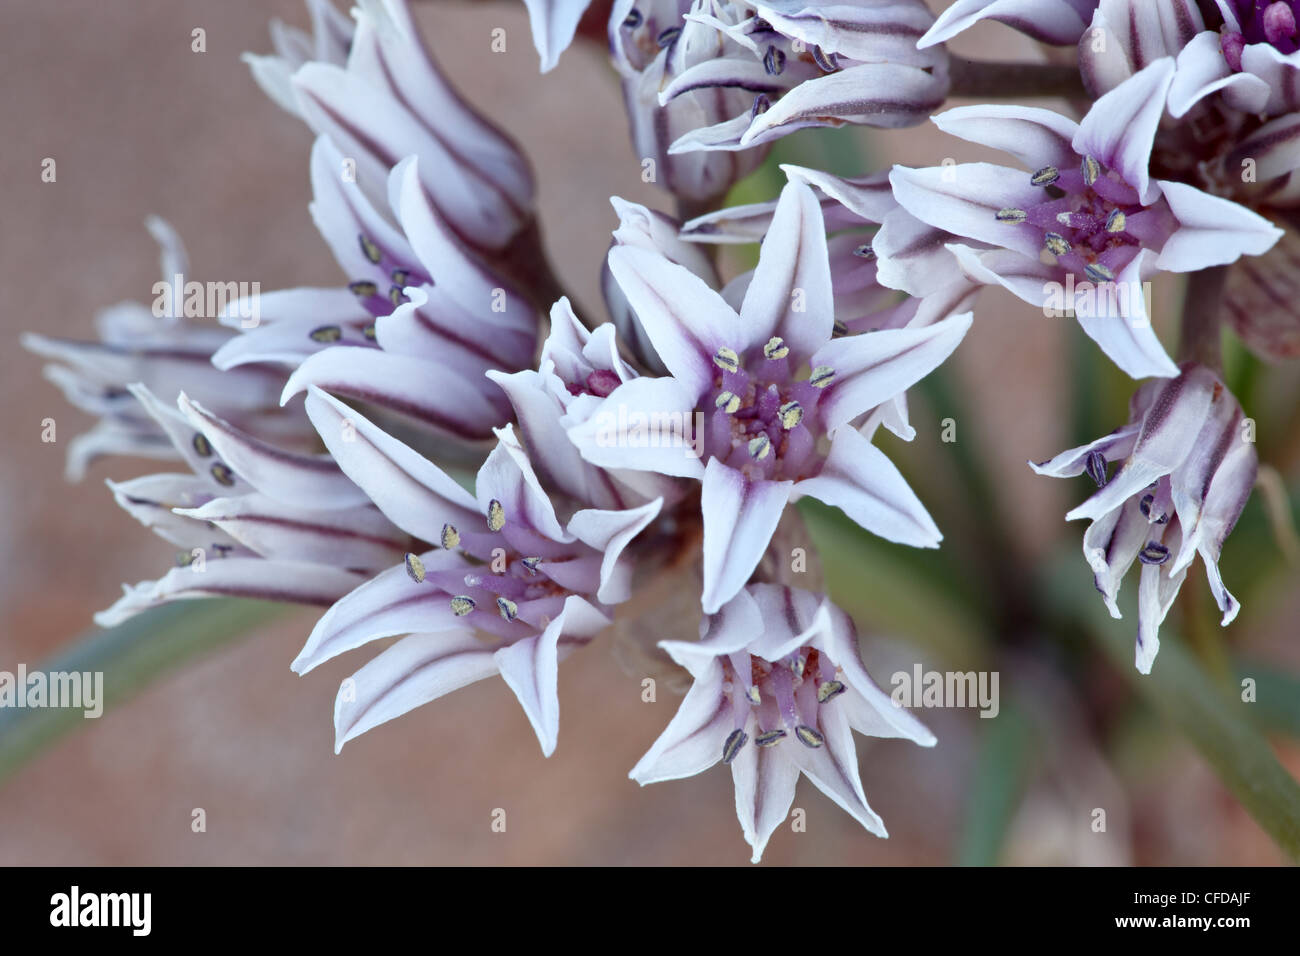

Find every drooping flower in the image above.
[96,386,405,626]
[630,582,935,862]
[609,0,767,202]
[569,176,972,613]
[227,152,539,443]
[920,0,1100,47]
[22,218,307,480]
[294,387,662,754]
[889,59,1283,379]
[243,0,354,116]
[282,0,536,252]
[657,0,950,155]
[1029,365,1257,673]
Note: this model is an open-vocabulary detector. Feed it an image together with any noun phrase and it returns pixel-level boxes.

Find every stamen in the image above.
[210,462,236,487]
[1030,165,1060,187]
[751,94,771,119]
[487,499,505,532]
[348,280,378,298]
[713,346,741,373]
[1084,262,1115,283]
[715,391,741,414]
[441,523,460,549]
[779,401,803,429]
[622,8,641,28]
[794,725,825,748]
[1105,209,1126,233]
[359,234,381,264]
[1080,155,1100,186]
[1138,542,1170,565]
[450,595,476,616]
[496,596,519,622]
[755,729,787,747]
[853,243,876,259]
[388,285,406,307]
[362,323,377,341]
[404,552,426,583]
[762,336,789,360]
[763,45,785,76]
[656,26,681,47]
[309,325,343,343]
[1085,450,1107,488]
[809,365,835,388]
[1139,493,1154,518]
[722,728,747,764]
[748,434,772,460]
[832,320,848,337]
[746,685,761,705]
[192,433,213,458]
[995,208,1027,223]
[520,556,543,574]
[811,44,838,72]
[1044,232,1071,257]
[391,269,410,286]
[817,680,845,703]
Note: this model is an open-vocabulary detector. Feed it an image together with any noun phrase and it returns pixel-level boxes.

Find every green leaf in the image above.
[0,598,285,787]
[958,702,1035,866]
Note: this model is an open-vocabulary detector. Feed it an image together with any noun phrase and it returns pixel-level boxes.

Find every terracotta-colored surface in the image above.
[0,2,1294,865]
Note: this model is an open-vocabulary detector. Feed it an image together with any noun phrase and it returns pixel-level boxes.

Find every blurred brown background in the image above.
[0,1,1295,865]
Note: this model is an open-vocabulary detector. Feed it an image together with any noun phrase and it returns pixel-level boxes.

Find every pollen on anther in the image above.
[853,243,876,259]
[1044,232,1071,257]
[404,552,426,583]
[1081,155,1100,186]
[1138,542,1171,565]
[1030,165,1060,187]
[391,269,410,286]
[192,433,213,458]
[1105,209,1126,233]
[716,390,741,414]
[496,596,519,622]
[388,285,406,307]
[722,728,747,764]
[809,365,835,388]
[763,45,785,76]
[748,434,772,460]
[441,523,460,549]
[763,336,789,360]
[746,685,761,705]
[450,595,476,617]
[521,556,542,575]
[362,323,377,341]
[817,680,845,703]
[1085,262,1115,283]
[755,729,787,747]
[309,325,343,343]
[713,346,741,373]
[779,401,803,429]
[487,499,505,532]
[359,234,382,264]
[348,280,378,298]
[995,208,1027,223]
[210,462,236,487]
[795,725,825,748]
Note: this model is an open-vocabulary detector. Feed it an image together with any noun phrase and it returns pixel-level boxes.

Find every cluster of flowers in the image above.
[27,0,1296,860]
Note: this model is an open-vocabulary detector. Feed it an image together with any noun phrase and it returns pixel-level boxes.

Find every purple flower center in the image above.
[719,646,846,761]
[996,157,1173,284]
[1221,1,1300,68]
[703,338,830,481]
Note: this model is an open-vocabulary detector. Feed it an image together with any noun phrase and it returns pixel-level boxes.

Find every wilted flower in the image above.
[890,60,1282,378]
[569,177,972,612]
[658,0,950,155]
[1030,365,1257,673]
[630,582,935,862]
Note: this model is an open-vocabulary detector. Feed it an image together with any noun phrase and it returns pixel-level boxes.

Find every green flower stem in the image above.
[0,598,285,787]
[948,57,1088,101]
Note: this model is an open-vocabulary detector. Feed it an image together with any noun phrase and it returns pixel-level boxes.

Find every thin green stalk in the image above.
[948,57,1088,100]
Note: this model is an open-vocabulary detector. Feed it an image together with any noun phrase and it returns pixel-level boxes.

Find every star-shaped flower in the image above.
[569,176,972,612]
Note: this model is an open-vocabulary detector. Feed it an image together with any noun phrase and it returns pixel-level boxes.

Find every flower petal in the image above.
[701,459,794,614]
